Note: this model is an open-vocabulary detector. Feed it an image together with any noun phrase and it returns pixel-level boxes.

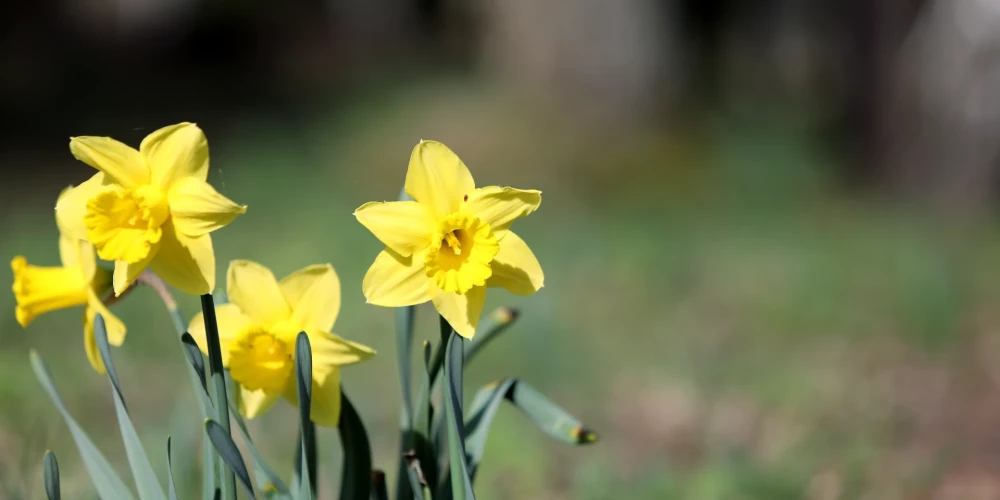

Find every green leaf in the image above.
[294,332,315,500]
[407,342,437,499]
[370,470,388,500]
[166,438,177,500]
[338,389,372,500]
[505,380,599,445]
[43,450,59,500]
[199,294,236,500]
[462,308,519,364]
[394,305,416,500]
[463,378,517,480]
[404,454,431,500]
[94,314,166,500]
[177,333,217,500]
[442,320,475,500]
[229,403,291,497]
[205,420,255,498]
[30,350,135,500]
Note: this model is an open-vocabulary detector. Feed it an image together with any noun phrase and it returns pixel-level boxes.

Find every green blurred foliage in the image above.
[3,77,1000,499]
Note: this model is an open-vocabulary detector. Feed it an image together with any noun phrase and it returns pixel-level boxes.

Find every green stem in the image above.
[201,294,236,500]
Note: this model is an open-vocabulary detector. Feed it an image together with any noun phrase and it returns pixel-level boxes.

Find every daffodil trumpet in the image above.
[356,140,545,337]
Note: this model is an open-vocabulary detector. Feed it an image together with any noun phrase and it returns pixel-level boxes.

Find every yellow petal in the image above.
[464,186,541,236]
[141,122,210,188]
[354,201,433,256]
[112,248,157,296]
[227,260,290,326]
[486,231,544,295]
[168,177,246,237]
[69,136,149,188]
[83,309,106,374]
[12,257,90,327]
[430,285,486,338]
[56,173,109,241]
[309,329,376,369]
[362,249,431,307]
[147,221,214,296]
[238,386,280,420]
[187,303,250,366]
[86,289,127,345]
[404,141,475,218]
[282,367,342,427]
[279,264,340,332]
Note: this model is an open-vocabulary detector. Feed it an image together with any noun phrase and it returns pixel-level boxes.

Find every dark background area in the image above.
[9,0,1000,498]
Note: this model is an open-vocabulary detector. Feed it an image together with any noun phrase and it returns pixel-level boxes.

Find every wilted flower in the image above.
[188,260,375,426]
[56,122,245,296]
[355,140,544,337]
[12,188,126,373]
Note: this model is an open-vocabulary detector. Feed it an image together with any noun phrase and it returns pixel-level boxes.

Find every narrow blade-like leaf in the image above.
[462,308,518,364]
[200,294,236,500]
[43,450,59,500]
[370,470,388,500]
[166,438,177,500]
[463,378,517,480]
[94,314,166,500]
[408,342,437,498]
[177,333,217,500]
[229,403,290,496]
[295,332,315,499]
[338,389,372,500]
[394,305,416,500]
[442,322,475,500]
[506,380,598,445]
[205,420,255,498]
[30,350,135,500]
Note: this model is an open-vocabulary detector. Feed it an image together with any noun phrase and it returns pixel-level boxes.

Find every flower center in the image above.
[228,326,294,395]
[11,256,91,327]
[425,213,500,294]
[84,185,169,264]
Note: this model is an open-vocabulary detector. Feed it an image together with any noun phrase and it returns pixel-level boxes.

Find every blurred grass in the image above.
[3,78,1000,498]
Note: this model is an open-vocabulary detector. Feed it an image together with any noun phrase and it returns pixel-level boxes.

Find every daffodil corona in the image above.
[11,188,127,373]
[355,140,544,337]
[188,260,375,426]
[56,123,246,296]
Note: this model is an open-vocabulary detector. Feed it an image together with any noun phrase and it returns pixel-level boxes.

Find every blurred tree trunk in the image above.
[478,0,678,127]
[881,0,1000,211]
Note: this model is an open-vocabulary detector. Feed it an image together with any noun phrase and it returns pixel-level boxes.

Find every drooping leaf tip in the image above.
[573,426,599,444]
[494,307,519,324]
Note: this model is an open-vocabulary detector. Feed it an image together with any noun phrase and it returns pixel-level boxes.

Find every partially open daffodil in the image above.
[188,260,375,426]
[56,122,245,296]
[355,140,544,337]
[11,188,127,373]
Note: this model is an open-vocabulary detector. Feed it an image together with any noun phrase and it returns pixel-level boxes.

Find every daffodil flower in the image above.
[11,189,127,373]
[188,260,375,426]
[55,122,246,296]
[355,140,544,337]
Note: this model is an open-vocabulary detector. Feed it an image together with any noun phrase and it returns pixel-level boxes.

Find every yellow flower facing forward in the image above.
[188,260,375,426]
[12,189,127,373]
[56,122,246,296]
[355,140,544,337]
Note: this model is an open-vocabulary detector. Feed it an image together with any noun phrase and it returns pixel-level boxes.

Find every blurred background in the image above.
[5,0,1000,498]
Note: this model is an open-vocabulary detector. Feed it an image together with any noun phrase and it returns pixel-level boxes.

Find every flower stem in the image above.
[136,271,186,334]
[200,293,236,500]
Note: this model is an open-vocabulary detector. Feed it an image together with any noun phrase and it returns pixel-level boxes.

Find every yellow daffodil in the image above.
[11,189,127,373]
[188,260,375,426]
[355,140,544,337]
[55,122,246,297]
